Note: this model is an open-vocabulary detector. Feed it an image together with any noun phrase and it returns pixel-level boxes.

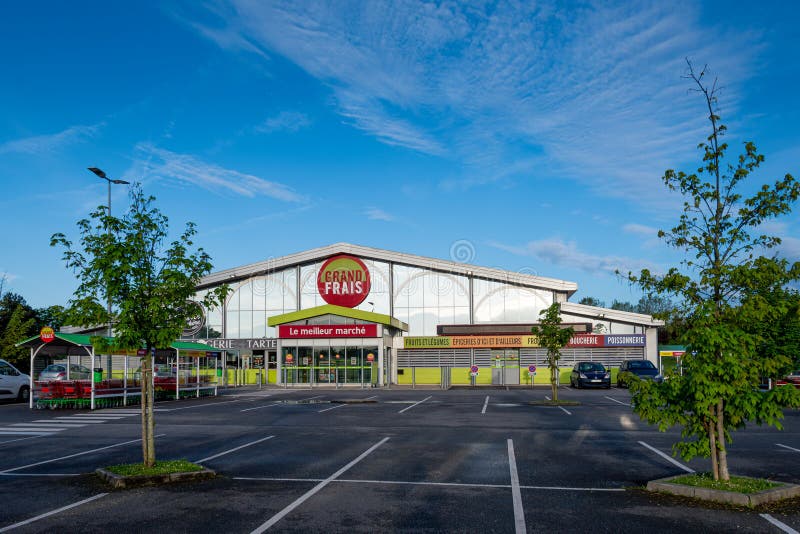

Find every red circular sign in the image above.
[40,326,55,343]
[366,353,375,362]
[317,255,371,308]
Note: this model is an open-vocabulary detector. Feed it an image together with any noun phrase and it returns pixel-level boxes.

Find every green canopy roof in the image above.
[267,304,408,331]
[16,332,213,352]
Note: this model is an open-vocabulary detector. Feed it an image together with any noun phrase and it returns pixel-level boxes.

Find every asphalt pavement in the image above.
[0,386,798,533]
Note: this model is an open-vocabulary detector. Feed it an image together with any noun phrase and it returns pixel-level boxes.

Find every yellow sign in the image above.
[404,335,541,349]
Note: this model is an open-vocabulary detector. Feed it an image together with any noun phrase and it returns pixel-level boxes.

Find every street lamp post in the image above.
[88,167,130,378]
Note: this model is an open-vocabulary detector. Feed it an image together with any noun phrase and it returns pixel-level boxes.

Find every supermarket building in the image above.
[187,243,663,387]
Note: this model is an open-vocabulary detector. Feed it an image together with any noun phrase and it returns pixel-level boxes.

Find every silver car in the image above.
[0,359,30,401]
[39,363,92,381]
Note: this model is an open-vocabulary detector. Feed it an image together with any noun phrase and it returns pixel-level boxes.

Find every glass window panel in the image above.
[392,265,409,309]
[264,272,284,310]
[422,273,438,308]
[226,311,239,338]
[227,288,239,310]
[454,276,469,307]
[283,268,298,310]
[453,306,470,324]
[407,308,425,336]
[252,277,267,311]
[252,312,266,338]
[239,311,253,338]
[239,283,252,310]
[407,268,424,308]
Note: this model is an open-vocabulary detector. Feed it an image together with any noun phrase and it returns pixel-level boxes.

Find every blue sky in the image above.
[1,0,799,310]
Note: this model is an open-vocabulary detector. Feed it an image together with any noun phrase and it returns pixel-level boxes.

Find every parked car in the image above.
[776,371,800,389]
[39,363,92,381]
[570,361,611,389]
[617,359,662,388]
[0,358,30,402]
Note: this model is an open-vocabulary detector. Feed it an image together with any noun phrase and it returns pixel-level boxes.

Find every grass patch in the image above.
[105,459,204,477]
[669,473,782,494]
[529,400,581,406]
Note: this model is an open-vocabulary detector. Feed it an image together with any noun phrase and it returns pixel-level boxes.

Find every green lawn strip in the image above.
[528,400,581,406]
[106,459,204,477]
[669,473,782,494]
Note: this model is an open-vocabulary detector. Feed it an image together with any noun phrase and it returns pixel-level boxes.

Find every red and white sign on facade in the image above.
[39,326,55,343]
[278,324,379,339]
[317,254,371,308]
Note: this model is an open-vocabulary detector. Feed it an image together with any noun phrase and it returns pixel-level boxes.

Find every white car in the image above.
[0,358,30,402]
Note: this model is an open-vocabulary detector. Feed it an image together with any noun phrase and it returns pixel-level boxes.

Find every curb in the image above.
[96,467,216,489]
[646,475,800,506]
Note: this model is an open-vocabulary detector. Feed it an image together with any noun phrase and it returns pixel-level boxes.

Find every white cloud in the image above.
[131,143,305,203]
[778,236,800,262]
[256,111,311,133]
[181,1,762,209]
[490,238,657,276]
[365,207,395,222]
[0,123,102,155]
[623,223,659,236]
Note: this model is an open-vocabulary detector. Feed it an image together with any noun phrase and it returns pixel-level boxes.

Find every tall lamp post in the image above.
[88,167,130,378]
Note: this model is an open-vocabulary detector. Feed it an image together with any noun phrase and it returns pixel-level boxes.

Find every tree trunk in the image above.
[141,352,156,467]
[716,399,729,481]
[707,406,719,481]
[551,363,558,402]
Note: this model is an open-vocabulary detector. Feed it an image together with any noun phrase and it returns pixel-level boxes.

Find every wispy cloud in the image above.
[131,143,305,202]
[623,223,659,236]
[181,1,762,209]
[255,111,311,134]
[490,238,657,276]
[0,123,102,155]
[777,236,800,262]
[365,207,395,222]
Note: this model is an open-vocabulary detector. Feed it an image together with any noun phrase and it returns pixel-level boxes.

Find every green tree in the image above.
[628,61,800,481]
[0,304,35,370]
[51,184,228,467]
[578,296,605,307]
[610,299,636,312]
[531,303,574,402]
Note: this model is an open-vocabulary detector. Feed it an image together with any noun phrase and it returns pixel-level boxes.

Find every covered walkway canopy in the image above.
[16,333,217,409]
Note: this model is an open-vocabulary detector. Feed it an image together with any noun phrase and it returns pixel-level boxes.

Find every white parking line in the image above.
[232,476,626,492]
[481,396,489,414]
[507,439,527,534]
[638,441,694,473]
[0,493,108,533]
[159,399,241,411]
[195,435,275,464]
[604,396,630,406]
[398,396,431,414]
[250,437,390,533]
[0,435,44,445]
[319,403,347,413]
[240,403,280,412]
[544,396,571,415]
[760,514,800,534]
[777,443,800,453]
[0,434,166,474]
[6,427,72,432]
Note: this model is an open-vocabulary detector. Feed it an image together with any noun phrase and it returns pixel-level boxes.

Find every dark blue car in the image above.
[617,359,662,388]
[570,361,610,389]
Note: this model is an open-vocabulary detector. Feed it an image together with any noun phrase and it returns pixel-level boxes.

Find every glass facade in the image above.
[392,265,470,336]
[281,342,378,386]
[472,279,552,324]
[223,268,298,338]
[197,257,558,338]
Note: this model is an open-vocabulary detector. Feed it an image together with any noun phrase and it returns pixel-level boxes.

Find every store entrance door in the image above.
[491,349,520,385]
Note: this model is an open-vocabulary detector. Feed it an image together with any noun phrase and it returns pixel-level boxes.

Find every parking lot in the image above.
[1,386,799,533]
